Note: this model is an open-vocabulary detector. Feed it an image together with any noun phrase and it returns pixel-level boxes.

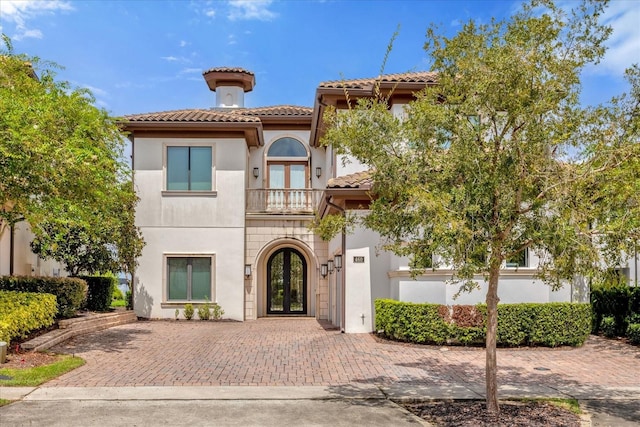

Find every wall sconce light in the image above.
[253,167,259,178]
[315,167,322,178]
[320,264,328,278]
[244,264,252,278]
[327,260,334,274]
[334,255,342,271]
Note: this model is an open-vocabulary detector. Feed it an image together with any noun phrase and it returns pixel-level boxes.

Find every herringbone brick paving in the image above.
[46,318,639,390]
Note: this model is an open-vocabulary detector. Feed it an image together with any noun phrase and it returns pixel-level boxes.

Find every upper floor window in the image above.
[267,137,307,157]
[167,146,212,191]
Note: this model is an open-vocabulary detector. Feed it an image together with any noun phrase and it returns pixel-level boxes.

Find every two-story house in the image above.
[123,67,638,333]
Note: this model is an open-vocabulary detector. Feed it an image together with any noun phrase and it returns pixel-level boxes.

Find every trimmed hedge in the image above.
[0,275,87,318]
[0,290,57,345]
[78,275,116,312]
[375,299,591,347]
[591,284,640,338]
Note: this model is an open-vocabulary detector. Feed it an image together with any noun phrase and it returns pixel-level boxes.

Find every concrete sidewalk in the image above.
[3,385,640,426]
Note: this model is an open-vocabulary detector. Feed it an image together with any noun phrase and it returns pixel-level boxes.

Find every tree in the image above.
[0,35,127,242]
[320,0,637,415]
[30,180,144,280]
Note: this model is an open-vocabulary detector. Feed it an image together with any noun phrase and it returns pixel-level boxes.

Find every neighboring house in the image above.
[0,222,65,277]
[122,67,639,332]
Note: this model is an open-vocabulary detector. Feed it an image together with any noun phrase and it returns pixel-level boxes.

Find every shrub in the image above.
[627,323,640,345]
[197,300,211,320]
[590,284,630,336]
[0,290,57,345]
[79,276,118,311]
[0,275,87,318]
[601,316,617,338]
[78,276,116,312]
[374,300,591,347]
[212,303,224,320]
[528,303,592,347]
[183,303,194,320]
[112,287,124,301]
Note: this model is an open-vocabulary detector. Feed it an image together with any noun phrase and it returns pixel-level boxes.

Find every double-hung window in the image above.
[167,146,212,191]
[167,257,212,301]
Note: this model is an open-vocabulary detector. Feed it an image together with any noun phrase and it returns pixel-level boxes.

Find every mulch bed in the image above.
[403,400,581,426]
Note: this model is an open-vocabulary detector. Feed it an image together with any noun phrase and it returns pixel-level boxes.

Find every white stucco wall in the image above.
[0,222,66,277]
[133,136,247,320]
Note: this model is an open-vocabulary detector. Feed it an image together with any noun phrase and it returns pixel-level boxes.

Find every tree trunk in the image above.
[485,259,501,415]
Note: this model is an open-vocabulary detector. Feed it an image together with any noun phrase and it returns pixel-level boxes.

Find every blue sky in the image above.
[1,0,638,117]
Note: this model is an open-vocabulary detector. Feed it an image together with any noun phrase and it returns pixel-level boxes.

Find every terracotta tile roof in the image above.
[236,105,313,117]
[327,171,373,189]
[319,71,438,89]
[123,109,260,123]
[202,67,254,76]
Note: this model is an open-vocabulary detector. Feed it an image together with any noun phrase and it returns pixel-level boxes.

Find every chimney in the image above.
[202,67,255,108]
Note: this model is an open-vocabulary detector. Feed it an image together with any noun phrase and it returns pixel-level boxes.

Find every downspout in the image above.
[129,135,136,310]
[9,223,14,276]
[635,242,638,287]
[326,197,346,332]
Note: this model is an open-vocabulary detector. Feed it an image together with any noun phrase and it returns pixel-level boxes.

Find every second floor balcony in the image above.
[246,188,322,214]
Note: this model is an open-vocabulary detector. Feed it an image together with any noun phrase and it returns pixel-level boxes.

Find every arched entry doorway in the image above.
[267,248,307,314]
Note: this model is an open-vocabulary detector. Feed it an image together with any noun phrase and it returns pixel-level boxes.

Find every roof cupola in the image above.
[202,67,255,108]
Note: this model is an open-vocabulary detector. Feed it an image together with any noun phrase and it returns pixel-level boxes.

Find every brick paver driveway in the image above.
[47,318,639,391]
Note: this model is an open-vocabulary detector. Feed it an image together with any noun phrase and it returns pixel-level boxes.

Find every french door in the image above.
[267,248,307,314]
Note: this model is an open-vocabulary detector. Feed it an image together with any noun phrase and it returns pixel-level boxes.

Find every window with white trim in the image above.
[167,256,212,301]
[167,146,212,191]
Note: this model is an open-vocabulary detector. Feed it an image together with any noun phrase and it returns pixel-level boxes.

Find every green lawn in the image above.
[0,354,85,387]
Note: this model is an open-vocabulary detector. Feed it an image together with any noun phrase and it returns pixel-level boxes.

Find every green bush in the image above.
[627,323,640,345]
[183,303,194,320]
[211,303,224,320]
[197,299,211,320]
[528,303,592,347]
[0,290,57,345]
[0,276,87,318]
[78,276,116,312]
[375,300,591,347]
[112,287,124,301]
[601,316,617,338]
[590,284,631,336]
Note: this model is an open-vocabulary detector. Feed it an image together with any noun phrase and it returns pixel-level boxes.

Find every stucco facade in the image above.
[120,67,639,332]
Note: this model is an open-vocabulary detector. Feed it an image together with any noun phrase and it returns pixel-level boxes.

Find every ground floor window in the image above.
[167,256,212,301]
[506,248,528,268]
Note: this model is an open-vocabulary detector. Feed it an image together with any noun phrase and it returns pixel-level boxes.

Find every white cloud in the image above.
[597,1,640,76]
[0,0,73,40]
[162,56,179,62]
[180,67,202,74]
[80,83,108,98]
[204,8,216,17]
[180,40,189,47]
[228,0,277,21]
[228,34,237,45]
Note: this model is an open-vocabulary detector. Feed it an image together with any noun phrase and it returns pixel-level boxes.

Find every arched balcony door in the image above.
[267,248,307,314]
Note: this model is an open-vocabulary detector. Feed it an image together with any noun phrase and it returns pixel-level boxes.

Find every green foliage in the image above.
[78,275,116,312]
[626,323,640,345]
[197,299,211,320]
[0,275,87,318]
[601,316,617,338]
[30,181,144,278]
[590,283,633,336]
[309,212,358,241]
[0,37,132,247]
[183,303,194,320]
[528,303,592,347]
[0,354,85,386]
[0,290,57,345]
[375,300,591,347]
[112,286,124,301]
[212,304,224,320]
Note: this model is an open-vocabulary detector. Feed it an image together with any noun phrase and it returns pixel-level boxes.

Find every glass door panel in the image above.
[267,248,306,314]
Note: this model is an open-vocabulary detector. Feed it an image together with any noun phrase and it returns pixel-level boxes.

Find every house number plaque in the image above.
[353,256,365,263]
